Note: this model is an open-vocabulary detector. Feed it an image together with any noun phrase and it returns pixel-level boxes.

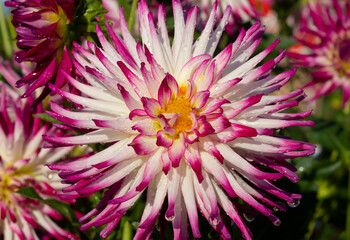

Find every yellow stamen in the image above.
[0,174,12,203]
[163,97,193,134]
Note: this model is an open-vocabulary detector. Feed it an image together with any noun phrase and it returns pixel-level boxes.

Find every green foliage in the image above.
[68,0,109,47]
[33,113,63,124]
[17,187,77,222]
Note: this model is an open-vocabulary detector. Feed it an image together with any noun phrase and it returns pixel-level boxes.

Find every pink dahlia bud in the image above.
[45,0,315,239]
[0,61,77,240]
[287,0,350,107]
[5,0,77,104]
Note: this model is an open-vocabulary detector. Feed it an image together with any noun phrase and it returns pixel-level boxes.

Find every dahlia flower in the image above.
[5,0,76,103]
[0,60,77,240]
[186,0,278,35]
[45,0,314,239]
[287,0,350,106]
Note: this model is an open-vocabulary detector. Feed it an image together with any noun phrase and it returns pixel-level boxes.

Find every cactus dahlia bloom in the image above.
[287,0,350,106]
[45,0,315,239]
[0,62,77,240]
[5,0,76,104]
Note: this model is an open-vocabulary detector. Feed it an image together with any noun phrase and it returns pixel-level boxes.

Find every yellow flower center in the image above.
[0,174,13,203]
[163,97,193,134]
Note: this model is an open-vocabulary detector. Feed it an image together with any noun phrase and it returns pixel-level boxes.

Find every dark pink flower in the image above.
[287,0,350,106]
[5,0,77,104]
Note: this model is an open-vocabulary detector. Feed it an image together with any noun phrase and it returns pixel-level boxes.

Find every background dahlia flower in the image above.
[45,0,315,239]
[287,0,350,107]
[0,60,77,240]
[5,0,77,104]
[186,0,278,35]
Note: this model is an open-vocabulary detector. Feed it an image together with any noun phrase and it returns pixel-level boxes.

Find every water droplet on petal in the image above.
[165,214,175,222]
[287,199,300,208]
[273,219,281,226]
[209,216,219,226]
[290,175,299,183]
[243,213,255,222]
[273,207,279,212]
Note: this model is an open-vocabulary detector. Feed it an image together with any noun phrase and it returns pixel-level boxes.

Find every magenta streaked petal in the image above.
[177,54,212,83]
[215,186,252,240]
[161,149,171,174]
[129,135,157,155]
[210,78,241,98]
[117,61,148,97]
[184,144,203,182]
[156,130,173,148]
[200,98,230,116]
[140,63,159,99]
[197,61,215,92]
[129,109,148,120]
[141,97,162,118]
[197,117,215,137]
[168,134,186,168]
[165,167,181,222]
[117,84,143,111]
[213,43,233,81]
[158,78,172,108]
[132,118,159,136]
[190,91,210,109]
[225,94,263,119]
[181,167,201,238]
[93,118,136,134]
[202,151,236,197]
[209,116,231,133]
[137,172,167,229]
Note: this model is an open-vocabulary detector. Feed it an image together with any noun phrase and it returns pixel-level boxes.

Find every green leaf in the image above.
[45,199,77,222]
[16,187,43,201]
[315,161,343,180]
[17,187,77,222]
[33,113,63,124]
[69,0,109,46]
[122,221,132,240]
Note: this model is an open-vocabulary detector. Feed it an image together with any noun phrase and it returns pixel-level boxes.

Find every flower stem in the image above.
[128,0,138,31]
[347,170,350,240]
[0,3,13,59]
[346,103,350,240]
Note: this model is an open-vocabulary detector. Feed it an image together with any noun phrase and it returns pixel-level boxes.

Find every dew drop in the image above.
[287,199,300,208]
[273,219,281,226]
[165,214,175,222]
[48,174,53,180]
[209,216,219,226]
[243,213,255,222]
[289,174,299,183]
[273,207,279,212]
